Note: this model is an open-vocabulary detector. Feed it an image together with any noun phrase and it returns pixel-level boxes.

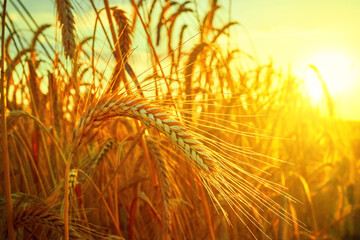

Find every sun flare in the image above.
[304,50,354,103]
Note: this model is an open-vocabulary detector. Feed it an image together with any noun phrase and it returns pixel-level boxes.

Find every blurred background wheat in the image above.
[0,0,359,239]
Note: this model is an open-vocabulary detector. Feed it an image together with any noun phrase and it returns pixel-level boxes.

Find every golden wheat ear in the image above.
[0,194,94,239]
[112,8,132,60]
[55,0,76,59]
[146,137,171,233]
[72,92,216,172]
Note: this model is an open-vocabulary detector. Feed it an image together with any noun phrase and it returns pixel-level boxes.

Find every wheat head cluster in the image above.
[1,0,358,239]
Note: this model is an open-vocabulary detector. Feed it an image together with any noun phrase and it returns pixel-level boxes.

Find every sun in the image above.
[303,50,354,104]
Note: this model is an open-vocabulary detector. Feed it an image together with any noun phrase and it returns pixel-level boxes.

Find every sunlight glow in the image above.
[304,50,354,103]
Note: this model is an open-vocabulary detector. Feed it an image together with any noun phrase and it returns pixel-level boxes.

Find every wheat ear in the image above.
[146,137,171,233]
[72,93,216,172]
[55,0,76,59]
[112,8,132,59]
[0,194,92,239]
[79,138,116,177]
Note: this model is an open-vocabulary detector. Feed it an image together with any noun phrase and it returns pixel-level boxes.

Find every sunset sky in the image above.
[227,0,360,120]
[7,0,360,120]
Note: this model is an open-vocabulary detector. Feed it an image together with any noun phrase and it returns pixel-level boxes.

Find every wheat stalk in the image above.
[30,24,52,50]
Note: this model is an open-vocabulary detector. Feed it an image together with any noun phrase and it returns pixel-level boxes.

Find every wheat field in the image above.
[0,0,359,239]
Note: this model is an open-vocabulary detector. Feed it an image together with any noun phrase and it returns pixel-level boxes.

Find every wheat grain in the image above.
[69,169,79,199]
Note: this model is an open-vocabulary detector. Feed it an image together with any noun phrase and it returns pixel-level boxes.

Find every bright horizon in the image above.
[7,0,360,120]
[225,0,360,120]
